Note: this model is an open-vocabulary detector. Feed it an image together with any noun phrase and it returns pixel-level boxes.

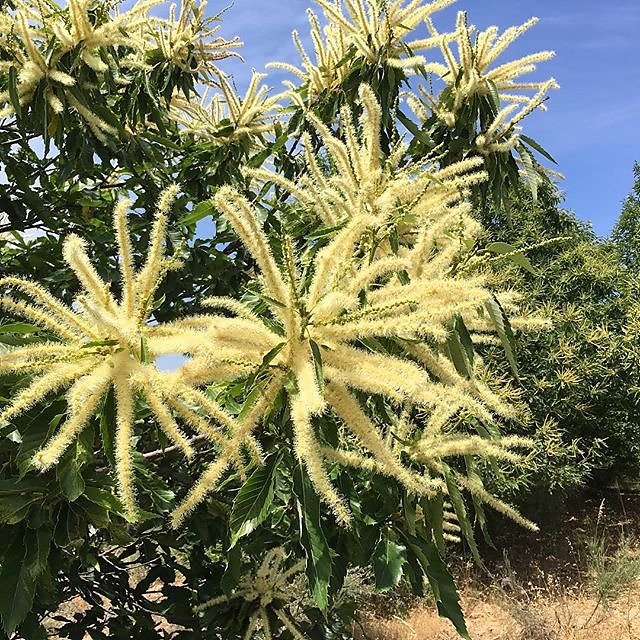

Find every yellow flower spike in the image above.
[275,0,454,83]
[247,84,487,263]
[416,10,558,135]
[0,187,244,521]
[170,71,281,147]
[33,363,114,470]
[193,548,308,640]
[172,186,517,525]
[1,0,242,135]
[268,11,351,98]
[170,374,284,529]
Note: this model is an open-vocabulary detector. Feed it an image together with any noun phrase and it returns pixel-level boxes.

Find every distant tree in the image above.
[476,181,640,512]
[611,161,640,269]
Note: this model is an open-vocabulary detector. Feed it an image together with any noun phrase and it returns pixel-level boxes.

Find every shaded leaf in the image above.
[229,454,280,547]
[372,530,406,591]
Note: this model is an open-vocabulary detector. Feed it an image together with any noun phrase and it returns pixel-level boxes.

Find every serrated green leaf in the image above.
[229,454,280,547]
[293,464,332,611]
[485,296,519,380]
[443,468,483,568]
[134,462,175,512]
[372,530,406,591]
[422,540,471,639]
[84,487,131,521]
[0,531,40,634]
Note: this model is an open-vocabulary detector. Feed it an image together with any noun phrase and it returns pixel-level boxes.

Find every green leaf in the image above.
[293,464,332,611]
[0,478,46,495]
[8,66,22,119]
[443,468,483,568]
[56,453,85,502]
[423,494,445,552]
[422,540,471,639]
[485,79,501,112]
[397,109,432,145]
[179,200,213,226]
[84,487,131,521]
[520,134,557,164]
[0,323,42,334]
[372,530,406,591]
[447,319,473,380]
[465,456,494,548]
[485,242,538,275]
[229,454,280,547]
[81,339,120,349]
[140,336,151,364]
[0,495,38,524]
[253,291,286,309]
[56,425,92,501]
[484,296,519,380]
[246,341,286,389]
[309,340,324,393]
[0,529,49,634]
[221,545,242,597]
[135,462,175,512]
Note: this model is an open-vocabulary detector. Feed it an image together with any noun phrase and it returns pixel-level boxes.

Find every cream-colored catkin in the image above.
[113,197,136,316]
[291,395,352,525]
[113,364,138,520]
[134,375,195,457]
[0,360,95,425]
[171,457,230,528]
[135,183,179,317]
[33,365,112,470]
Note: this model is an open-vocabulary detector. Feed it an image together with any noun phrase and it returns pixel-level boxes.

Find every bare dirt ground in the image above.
[358,490,640,640]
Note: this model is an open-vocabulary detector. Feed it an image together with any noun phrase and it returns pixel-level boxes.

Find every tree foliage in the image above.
[0,0,577,637]
[475,182,640,511]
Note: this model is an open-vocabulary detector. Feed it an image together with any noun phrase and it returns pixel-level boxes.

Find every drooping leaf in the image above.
[443,468,483,568]
[372,530,406,591]
[229,454,280,547]
[520,134,557,164]
[485,296,519,380]
[422,540,471,640]
[309,339,324,393]
[293,464,332,611]
[0,527,51,634]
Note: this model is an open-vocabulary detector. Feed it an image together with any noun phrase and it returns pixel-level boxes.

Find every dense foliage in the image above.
[1,1,634,639]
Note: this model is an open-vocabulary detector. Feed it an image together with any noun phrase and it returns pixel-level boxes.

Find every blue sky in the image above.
[212,0,640,237]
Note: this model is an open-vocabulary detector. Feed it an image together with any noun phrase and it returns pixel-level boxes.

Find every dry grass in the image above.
[357,587,640,639]
[357,491,640,640]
